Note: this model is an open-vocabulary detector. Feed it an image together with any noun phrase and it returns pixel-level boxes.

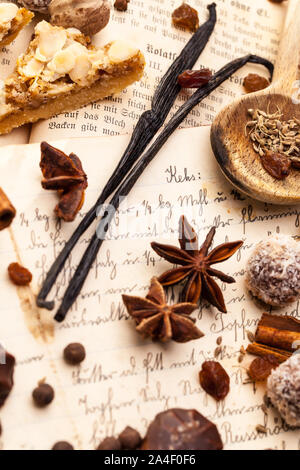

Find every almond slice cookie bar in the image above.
[0,3,33,47]
[0,20,145,134]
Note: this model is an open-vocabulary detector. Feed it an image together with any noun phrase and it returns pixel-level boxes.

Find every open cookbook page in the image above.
[0,126,299,450]
[28,0,286,142]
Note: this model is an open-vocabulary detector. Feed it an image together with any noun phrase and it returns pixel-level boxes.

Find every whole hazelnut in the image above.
[49,0,111,36]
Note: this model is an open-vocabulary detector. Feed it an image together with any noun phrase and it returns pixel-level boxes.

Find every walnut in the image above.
[49,0,110,36]
[18,0,51,13]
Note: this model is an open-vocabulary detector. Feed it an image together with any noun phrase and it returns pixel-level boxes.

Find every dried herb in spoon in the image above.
[37,2,217,311]
[53,53,272,322]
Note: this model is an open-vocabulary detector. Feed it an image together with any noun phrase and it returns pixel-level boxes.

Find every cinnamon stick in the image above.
[0,187,16,230]
[246,313,300,363]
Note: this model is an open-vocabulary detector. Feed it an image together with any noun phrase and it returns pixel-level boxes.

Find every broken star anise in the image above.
[40,142,88,222]
[151,216,243,313]
[122,277,204,343]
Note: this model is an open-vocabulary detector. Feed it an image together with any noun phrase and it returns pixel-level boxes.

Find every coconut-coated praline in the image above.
[267,354,300,427]
[245,235,300,307]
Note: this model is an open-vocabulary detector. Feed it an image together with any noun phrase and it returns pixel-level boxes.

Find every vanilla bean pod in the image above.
[54,54,273,322]
[37,3,217,310]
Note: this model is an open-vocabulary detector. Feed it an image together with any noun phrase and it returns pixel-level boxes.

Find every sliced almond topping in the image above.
[36,21,67,60]
[69,55,91,85]
[0,3,18,24]
[107,40,139,64]
[48,49,76,74]
[19,58,44,78]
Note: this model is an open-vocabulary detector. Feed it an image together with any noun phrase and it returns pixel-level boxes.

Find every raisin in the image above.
[178,69,212,88]
[172,3,199,32]
[114,0,129,11]
[199,361,230,401]
[261,151,291,180]
[248,356,279,382]
[243,73,270,93]
[8,262,32,286]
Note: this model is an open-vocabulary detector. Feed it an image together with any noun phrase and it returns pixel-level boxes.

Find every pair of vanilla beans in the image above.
[37,3,273,322]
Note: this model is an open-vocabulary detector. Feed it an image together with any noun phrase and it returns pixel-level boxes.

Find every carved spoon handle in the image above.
[272,0,300,94]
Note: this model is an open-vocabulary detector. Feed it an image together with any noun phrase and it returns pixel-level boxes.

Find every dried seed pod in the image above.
[40,142,88,223]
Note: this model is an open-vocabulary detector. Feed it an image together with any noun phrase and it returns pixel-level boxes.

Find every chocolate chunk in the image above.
[32,383,54,407]
[96,436,122,450]
[63,343,86,365]
[119,426,142,450]
[141,408,223,450]
[0,351,15,407]
[52,441,74,450]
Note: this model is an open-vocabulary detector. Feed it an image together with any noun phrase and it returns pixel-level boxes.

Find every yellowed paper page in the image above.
[29,0,286,142]
[0,126,299,450]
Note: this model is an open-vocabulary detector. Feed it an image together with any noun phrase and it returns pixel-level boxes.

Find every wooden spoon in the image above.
[211,0,300,205]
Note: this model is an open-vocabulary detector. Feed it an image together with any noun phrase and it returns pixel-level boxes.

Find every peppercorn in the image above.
[32,383,54,407]
[96,436,122,450]
[63,343,86,365]
[52,441,74,450]
[119,426,142,450]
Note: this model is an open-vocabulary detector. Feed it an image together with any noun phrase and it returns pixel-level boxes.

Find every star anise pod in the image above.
[40,142,88,222]
[151,216,243,313]
[122,277,204,343]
